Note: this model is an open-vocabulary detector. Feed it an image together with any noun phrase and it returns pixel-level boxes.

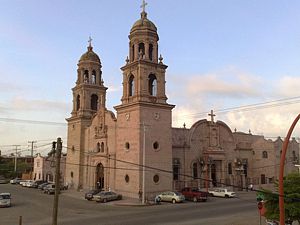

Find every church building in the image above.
[65,3,299,199]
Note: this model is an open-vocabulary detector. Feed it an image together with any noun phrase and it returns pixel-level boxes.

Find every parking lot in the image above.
[0,183,260,225]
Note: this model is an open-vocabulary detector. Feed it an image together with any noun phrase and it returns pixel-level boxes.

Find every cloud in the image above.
[186,68,263,98]
[9,97,70,112]
[276,76,300,97]
[0,81,24,93]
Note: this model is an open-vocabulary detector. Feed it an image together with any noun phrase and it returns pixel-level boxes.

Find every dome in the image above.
[79,46,101,63]
[130,12,157,33]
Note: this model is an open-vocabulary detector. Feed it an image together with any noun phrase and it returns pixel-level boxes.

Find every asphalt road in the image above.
[0,184,261,225]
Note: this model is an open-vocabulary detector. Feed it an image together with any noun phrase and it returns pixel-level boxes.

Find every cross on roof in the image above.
[88,36,93,47]
[208,110,216,123]
[140,0,148,13]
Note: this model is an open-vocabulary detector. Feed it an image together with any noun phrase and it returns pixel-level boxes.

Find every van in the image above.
[0,193,11,207]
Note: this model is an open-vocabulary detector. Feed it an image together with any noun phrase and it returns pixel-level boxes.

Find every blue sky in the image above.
[1,0,300,154]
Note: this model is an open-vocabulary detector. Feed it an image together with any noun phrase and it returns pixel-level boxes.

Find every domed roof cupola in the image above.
[127,0,159,63]
[79,37,101,64]
[130,11,157,33]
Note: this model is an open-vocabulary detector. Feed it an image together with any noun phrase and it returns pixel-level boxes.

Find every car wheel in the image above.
[209,193,213,197]
[193,196,197,202]
[172,199,176,204]
[103,199,107,203]
[225,195,229,198]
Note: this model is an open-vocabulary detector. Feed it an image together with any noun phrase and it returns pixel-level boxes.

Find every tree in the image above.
[264,172,300,224]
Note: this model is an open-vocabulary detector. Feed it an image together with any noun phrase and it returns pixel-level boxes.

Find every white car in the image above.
[208,188,236,198]
[0,193,11,207]
[10,178,22,184]
[25,180,35,187]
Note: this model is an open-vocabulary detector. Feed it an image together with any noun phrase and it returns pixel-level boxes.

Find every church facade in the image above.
[65,6,299,199]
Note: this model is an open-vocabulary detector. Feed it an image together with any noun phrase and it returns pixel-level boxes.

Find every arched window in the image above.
[84,70,89,83]
[261,174,266,184]
[193,162,198,179]
[76,95,80,111]
[173,158,180,181]
[129,75,135,96]
[148,74,157,96]
[91,94,98,110]
[292,151,297,161]
[132,44,135,61]
[149,44,153,61]
[101,142,104,153]
[138,43,145,59]
[262,151,268,159]
[228,163,232,175]
[96,143,100,152]
[92,70,96,84]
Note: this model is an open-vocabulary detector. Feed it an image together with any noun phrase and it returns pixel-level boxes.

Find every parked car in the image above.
[38,182,50,190]
[208,188,236,198]
[43,184,56,194]
[20,180,30,186]
[25,180,36,188]
[93,191,122,203]
[85,189,102,200]
[181,187,208,202]
[32,180,46,188]
[0,179,8,184]
[155,191,185,204]
[10,178,22,184]
[0,193,11,207]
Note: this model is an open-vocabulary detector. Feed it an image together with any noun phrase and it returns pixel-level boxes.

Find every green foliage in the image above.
[264,172,300,223]
[0,160,31,178]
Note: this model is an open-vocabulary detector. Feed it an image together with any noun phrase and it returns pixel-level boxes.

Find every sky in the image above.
[0,0,300,155]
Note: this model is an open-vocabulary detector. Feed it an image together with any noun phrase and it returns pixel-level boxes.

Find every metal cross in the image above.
[140,0,147,12]
[208,110,216,123]
[88,36,93,47]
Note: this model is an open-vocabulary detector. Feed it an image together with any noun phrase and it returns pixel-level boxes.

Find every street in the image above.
[0,184,260,225]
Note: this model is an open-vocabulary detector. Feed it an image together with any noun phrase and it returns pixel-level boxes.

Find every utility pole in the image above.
[52,138,62,225]
[12,145,21,174]
[28,141,37,179]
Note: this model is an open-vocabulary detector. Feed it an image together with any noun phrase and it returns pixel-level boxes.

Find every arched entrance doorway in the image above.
[96,163,104,190]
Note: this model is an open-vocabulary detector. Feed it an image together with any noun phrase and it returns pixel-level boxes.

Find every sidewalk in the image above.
[61,189,155,206]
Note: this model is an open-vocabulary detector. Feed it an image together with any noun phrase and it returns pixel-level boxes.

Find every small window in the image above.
[153,174,159,184]
[72,146,75,152]
[91,94,98,111]
[148,74,157,96]
[76,95,80,111]
[92,70,96,84]
[261,174,266,184]
[97,143,100,152]
[125,175,129,183]
[228,163,232,175]
[153,142,159,150]
[138,43,145,58]
[125,142,130,150]
[71,171,74,178]
[101,142,104,153]
[129,75,135,96]
[149,44,153,61]
[193,162,198,179]
[84,70,89,83]
[262,151,268,159]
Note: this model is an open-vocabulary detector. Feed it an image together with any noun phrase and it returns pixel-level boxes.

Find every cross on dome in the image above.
[140,0,148,13]
[88,36,93,47]
[208,110,216,123]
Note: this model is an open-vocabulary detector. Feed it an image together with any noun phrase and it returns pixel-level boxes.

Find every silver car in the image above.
[156,191,185,204]
[93,191,122,203]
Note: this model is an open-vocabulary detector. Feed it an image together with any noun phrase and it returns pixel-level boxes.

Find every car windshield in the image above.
[0,195,11,199]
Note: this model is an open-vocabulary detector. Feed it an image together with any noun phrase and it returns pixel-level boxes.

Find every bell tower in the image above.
[66,38,107,189]
[114,2,175,198]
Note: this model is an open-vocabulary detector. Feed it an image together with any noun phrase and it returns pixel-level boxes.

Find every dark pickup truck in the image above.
[181,187,208,202]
